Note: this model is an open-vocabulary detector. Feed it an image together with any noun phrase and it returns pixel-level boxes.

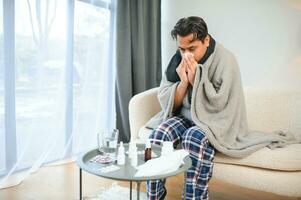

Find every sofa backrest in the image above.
[244,87,301,137]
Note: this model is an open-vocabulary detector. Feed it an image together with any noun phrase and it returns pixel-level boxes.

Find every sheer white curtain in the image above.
[0,0,115,188]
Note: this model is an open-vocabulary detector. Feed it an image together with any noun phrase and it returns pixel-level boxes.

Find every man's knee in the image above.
[149,125,172,145]
[182,126,208,145]
[149,116,185,144]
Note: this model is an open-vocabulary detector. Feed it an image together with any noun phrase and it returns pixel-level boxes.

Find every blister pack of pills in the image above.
[89,154,116,164]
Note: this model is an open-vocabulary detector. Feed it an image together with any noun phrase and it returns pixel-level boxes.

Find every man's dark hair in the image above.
[171,16,208,42]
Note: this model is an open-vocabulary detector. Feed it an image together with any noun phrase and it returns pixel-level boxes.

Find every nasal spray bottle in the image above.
[129,141,138,167]
[117,141,125,165]
[131,144,138,167]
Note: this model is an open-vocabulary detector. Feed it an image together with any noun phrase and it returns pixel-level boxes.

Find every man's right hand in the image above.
[173,60,189,111]
[176,60,189,85]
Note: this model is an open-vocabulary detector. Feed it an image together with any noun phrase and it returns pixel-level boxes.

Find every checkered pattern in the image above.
[146,116,215,200]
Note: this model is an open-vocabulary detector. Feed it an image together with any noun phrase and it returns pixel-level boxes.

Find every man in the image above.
[145,16,298,200]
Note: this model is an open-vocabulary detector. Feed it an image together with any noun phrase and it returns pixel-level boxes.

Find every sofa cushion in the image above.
[213,163,301,197]
[214,143,301,171]
[139,126,301,171]
[244,87,301,139]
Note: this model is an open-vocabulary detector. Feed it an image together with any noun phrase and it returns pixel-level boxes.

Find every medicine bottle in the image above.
[144,139,152,162]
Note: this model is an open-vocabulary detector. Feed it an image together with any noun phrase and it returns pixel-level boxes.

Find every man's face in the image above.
[177,33,209,63]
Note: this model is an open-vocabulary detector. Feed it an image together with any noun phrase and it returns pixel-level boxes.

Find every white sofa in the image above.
[129,87,301,197]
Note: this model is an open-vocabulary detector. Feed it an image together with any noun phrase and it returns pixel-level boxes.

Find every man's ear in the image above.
[205,35,210,47]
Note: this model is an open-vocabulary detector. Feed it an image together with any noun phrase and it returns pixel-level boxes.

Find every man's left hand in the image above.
[184,53,198,86]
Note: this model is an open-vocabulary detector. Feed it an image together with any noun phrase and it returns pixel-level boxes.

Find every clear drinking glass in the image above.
[97,129,119,160]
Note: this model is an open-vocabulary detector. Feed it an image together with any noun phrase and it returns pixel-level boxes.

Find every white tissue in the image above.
[184,52,193,59]
[134,149,189,177]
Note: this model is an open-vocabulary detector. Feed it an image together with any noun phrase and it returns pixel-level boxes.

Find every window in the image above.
[0,0,5,174]
[72,0,114,153]
[14,0,69,167]
[0,0,114,180]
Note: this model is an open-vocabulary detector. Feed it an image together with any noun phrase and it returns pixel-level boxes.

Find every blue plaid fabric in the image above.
[146,116,215,200]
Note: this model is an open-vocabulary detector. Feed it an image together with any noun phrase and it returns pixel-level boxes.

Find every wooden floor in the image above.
[0,162,300,200]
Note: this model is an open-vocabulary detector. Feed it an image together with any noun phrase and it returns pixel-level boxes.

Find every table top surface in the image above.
[76,143,192,182]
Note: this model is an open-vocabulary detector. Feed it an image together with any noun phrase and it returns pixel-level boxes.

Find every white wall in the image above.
[161,0,301,88]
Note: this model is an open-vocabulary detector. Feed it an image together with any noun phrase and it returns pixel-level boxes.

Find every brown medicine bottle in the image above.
[144,139,152,162]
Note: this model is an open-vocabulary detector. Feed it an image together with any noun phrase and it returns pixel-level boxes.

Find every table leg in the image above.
[130,181,132,200]
[183,172,187,198]
[79,168,82,200]
[136,181,141,200]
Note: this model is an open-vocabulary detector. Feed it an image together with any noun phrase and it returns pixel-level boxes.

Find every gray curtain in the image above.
[115,0,162,142]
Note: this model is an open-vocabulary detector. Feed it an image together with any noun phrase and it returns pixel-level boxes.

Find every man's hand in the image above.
[173,59,189,111]
[184,53,198,86]
[176,59,189,85]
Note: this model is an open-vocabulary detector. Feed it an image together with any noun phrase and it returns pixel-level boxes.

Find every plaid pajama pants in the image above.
[146,116,215,200]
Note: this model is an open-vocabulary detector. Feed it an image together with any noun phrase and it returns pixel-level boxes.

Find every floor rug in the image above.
[83,182,147,200]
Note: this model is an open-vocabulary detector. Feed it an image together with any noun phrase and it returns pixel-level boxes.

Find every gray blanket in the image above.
[146,43,300,158]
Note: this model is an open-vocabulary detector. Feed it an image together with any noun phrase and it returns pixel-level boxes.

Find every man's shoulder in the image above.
[215,42,237,62]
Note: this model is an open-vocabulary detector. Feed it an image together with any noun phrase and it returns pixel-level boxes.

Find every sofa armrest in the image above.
[129,87,160,141]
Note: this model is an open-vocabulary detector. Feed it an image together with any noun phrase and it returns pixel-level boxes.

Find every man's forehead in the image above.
[178,39,199,48]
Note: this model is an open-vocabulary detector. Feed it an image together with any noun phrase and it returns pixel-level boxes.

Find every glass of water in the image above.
[97,129,119,160]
